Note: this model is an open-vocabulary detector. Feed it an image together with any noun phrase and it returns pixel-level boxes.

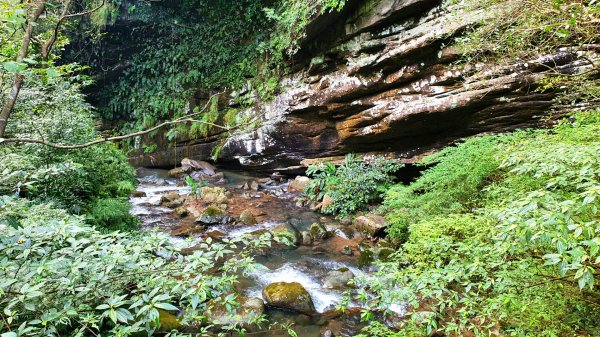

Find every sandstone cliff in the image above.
[129,0,598,170]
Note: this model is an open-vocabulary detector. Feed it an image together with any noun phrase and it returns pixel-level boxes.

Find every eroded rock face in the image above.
[129,0,598,170]
[262,282,316,315]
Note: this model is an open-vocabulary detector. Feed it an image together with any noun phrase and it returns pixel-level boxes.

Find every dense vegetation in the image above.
[1,0,599,336]
[346,111,600,336]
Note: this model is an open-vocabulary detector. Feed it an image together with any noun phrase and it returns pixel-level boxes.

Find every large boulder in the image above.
[262,282,316,315]
[353,214,388,237]
[322,268,355,289]
[195,205,228,225]
[288,176,312,193]
[181,158,216,175]
[206,295,264,326]
[160,191,180,204]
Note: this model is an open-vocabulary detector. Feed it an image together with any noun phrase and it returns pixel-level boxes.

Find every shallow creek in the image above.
[130,168,370,336]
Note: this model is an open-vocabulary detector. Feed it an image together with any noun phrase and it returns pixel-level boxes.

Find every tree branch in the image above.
[0,91,267,150]
[42,0,106,60]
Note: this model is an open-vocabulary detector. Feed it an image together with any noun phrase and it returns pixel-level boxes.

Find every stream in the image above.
[129,167,371,336]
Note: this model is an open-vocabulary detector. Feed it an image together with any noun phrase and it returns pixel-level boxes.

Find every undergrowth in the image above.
[348,109,600,337]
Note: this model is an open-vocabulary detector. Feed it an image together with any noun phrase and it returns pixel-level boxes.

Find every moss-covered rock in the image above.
[272,222,301,245]
[239,209,257,225]
[262,282,316,315]
[195,205,228,225]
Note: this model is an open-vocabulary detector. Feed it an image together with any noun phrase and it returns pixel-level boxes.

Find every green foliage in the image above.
[86,198,138,231]
[95,0,347,148]
[383,136,503,240]
[0,196,291,336]
[350,110,600,336]
[185,176,209,197]
[452,0,599,103]
[304,154,400,217]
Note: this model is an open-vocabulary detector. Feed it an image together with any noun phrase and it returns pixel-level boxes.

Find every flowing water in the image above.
[130,168,369,336]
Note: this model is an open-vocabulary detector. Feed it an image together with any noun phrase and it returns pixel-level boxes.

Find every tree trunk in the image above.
[0,1,46,138]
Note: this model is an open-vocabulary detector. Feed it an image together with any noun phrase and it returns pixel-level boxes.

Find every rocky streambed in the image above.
[130,160,403,336]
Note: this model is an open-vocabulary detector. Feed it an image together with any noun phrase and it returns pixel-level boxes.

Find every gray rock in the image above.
[353,214,388,237]
[322,268,355,289]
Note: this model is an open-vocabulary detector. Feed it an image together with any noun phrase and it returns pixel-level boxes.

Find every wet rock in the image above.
[262,282,316,315]
[181,158,216,176]
[168,167,186,178]
[272,222,301,246]
[200,186,231,204]
[160,191,180,204]
[166,199,184,209]
[242,182,250,190]
[206,230,227,241]
[206,295,264,326]
[300,231,313,245]
[250,180,260,191]
[239,209,257,226]
[131,190,147,198]
[353,214,388,237]
[358,247,395,268]
[195,205,228,225]
[288,176,311,193]
[322,268,355,289]
[341,245,353,256]
[171,223,204,237]
[174,207,189,218]
[271,172,285,182]
[210,172,225,180]
[309,223,331,241]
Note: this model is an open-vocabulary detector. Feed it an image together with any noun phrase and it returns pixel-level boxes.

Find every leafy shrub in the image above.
[86,198,138,231]
[0,67,135,218]
[349,110,600,336]
[304,154,400,217]
[0,196,291,336]
[383,136,504,240]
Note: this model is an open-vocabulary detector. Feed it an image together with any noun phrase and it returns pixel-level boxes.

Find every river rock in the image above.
[206,295,264,326]
[171,223,204,237]
[239,209,257,226]
[166,199,184,209]
[301,231,313,245]
[200,186,231,204]
[181,158,216,175]
[174,207,188,217]
[168,167,186,178]
[262,282,316,315]
[250,180,260,191]
[309,223,331,241]
[195,205,228,225]
[288,176,311,193]
[131,190,147,198]
[160,191,180,204]
[322,268,355,289]
[272,222,301,246]
[353,214,388,237]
